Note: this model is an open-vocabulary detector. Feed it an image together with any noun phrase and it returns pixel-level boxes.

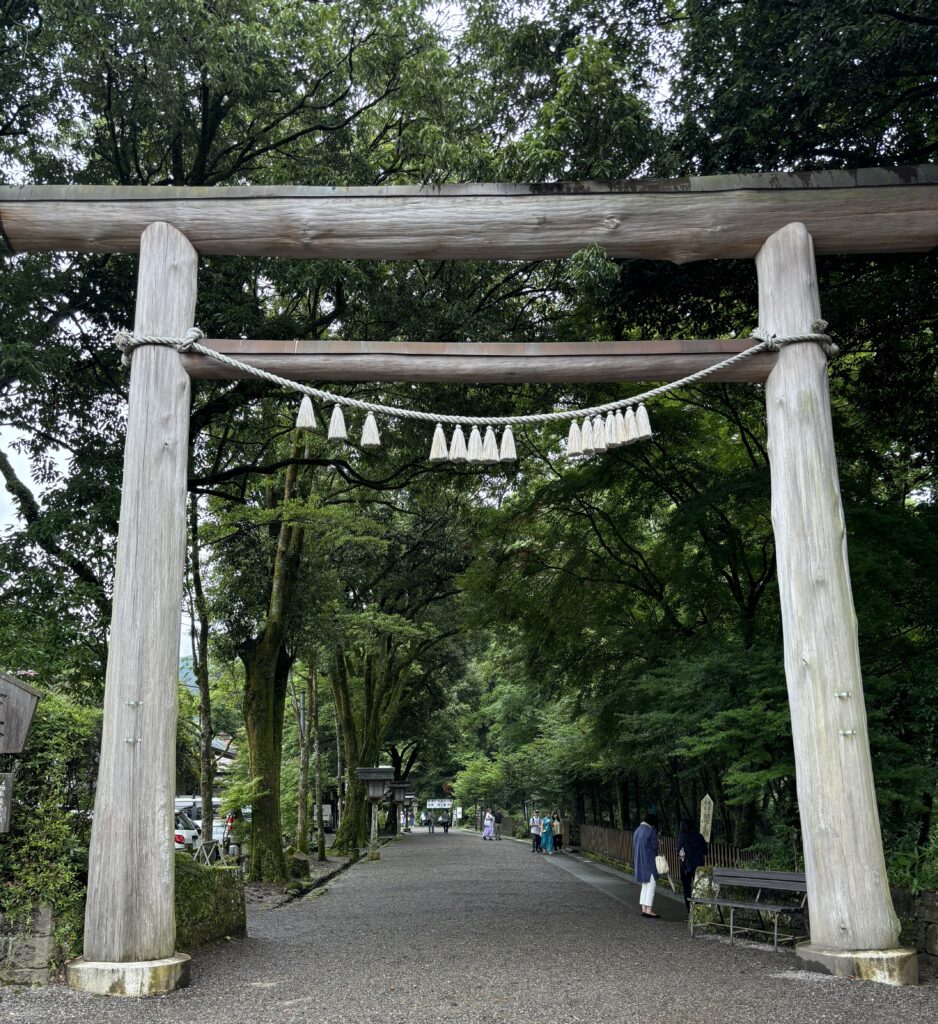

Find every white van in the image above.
[174,795,222,835]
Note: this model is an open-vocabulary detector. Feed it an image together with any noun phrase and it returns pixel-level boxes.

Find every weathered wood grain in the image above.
[83,223,197,964]
[758,222,899,952]
[1,167,936,262]
[0,671,41,754]
[183,339,776,383]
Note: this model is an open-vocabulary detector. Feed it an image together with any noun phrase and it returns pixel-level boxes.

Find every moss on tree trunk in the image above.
[242,640,291,882]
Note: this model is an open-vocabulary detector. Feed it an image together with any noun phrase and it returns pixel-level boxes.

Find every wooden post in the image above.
[70,223,196,995]
[757,223,915,983]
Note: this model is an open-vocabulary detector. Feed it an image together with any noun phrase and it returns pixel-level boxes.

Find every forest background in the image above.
[1,0,936,952]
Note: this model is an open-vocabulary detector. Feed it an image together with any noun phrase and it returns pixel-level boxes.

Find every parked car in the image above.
[174,810,199,851]
[174,795,222,835]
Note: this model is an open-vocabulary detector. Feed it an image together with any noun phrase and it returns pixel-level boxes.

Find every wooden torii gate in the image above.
[2,167,935,995]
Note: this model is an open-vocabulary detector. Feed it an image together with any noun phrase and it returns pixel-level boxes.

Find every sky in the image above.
[0,424,192,660]
[0,426,41,531]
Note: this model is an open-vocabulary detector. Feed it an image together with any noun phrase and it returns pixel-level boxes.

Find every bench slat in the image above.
[691,898,800,913]
[711,868,806,892]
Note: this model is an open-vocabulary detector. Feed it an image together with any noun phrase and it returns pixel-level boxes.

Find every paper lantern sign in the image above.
[0,672,41,754]
[0,773,11,833]
[699,793,714,844]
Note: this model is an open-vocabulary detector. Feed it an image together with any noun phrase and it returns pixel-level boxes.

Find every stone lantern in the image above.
[388,780,408,836]
[354,766,394,860]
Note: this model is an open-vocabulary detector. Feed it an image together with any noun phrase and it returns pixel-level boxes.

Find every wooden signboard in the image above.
[700,793,714,843]
[0,671,41,754]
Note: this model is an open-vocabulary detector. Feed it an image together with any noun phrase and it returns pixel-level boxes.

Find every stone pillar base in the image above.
[795,942,919,986]
[66,953,191,997]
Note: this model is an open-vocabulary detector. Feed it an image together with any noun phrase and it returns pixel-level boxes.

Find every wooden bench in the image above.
[689,868,808,951]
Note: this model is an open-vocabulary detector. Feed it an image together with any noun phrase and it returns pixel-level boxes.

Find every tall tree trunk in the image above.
[327,640,409,852]
[335,703,343,832]
[188,495,214,852]
[242,640,292,881]
[332,775,367,853]
[289,669,312,854]
[919,792,934,848]
[240,442,308,882]
[616,777,631,830]
[312,666,327,862]
[329,648,367,852]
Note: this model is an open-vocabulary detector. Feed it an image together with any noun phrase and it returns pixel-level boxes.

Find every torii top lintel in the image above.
[1,166,936,264]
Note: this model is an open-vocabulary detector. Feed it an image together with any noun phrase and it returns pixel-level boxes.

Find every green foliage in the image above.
[453,753,504,812]
[0,689,101,960]
[174,855,246,951]
[886,829,938,896]
[672,0,938,172]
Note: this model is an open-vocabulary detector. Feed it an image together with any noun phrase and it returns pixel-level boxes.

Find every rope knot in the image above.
[751,326,780,351]
[115,329,135,367]
[178,327,205,353]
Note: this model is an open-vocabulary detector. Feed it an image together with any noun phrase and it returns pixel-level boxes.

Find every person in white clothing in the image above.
[529,809,542,853]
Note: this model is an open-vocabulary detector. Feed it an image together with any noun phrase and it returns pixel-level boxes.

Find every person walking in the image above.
[552,811,564,852]
[529,809,542,853]
[482,808,495,840]
[540,812,555,854]
[440,812,451,835]
[493,809,503,840]
[676,818,708,912]
[633,813,661,918]
[426,810,435,834]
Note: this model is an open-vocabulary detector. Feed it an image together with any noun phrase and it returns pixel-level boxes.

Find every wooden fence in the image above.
[578,824,760,875]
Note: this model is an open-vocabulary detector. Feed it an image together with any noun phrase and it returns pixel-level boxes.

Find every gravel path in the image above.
[1,829,935,1023]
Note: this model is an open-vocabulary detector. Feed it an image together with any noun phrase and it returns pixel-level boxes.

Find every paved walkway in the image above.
[2,829,935,1023]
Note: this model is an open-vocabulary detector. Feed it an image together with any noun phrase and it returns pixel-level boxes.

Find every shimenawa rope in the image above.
[115,322,835,461]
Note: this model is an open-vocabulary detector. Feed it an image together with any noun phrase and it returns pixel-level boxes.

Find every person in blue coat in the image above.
[633,813,661,918]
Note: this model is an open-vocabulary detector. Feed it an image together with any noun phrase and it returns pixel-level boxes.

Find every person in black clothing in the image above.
[676,818,709,912]
[440,813,451,835]
[493,809,503,840]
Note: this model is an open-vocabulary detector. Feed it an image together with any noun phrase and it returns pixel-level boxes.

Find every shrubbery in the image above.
[0,689,101,961]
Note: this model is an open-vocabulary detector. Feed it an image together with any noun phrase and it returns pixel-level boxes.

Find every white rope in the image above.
[115,323,835,428]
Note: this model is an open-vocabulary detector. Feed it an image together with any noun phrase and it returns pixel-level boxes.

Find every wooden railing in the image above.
[578,824,761,875]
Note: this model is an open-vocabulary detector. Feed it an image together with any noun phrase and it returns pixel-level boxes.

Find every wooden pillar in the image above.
[757,223,901,956]
[79,223,196,976]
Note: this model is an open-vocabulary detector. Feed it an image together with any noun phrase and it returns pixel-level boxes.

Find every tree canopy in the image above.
[1,1,936,890]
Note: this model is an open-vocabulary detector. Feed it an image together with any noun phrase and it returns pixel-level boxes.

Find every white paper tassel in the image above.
[566,420,583,456]
[328,404,347,440]
[360,412,380,448]
[624,407,638,444]
[482,426,500,463]
[605,411,619,448]
[429,423,449,461]
[580,417,594,453]
[499,426,517,462]
[449,425,468,462]
[592,415,607,452]
[614,409,627,445]
[467,426,483,462]
[296,395,318,432]
[635,404,653,439]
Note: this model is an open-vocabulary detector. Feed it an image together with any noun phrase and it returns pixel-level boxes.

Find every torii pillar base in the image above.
[66,953,191,997]
[795,943,919,986]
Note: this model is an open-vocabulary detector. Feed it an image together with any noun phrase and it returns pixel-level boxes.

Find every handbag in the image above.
[655,854,670,875]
